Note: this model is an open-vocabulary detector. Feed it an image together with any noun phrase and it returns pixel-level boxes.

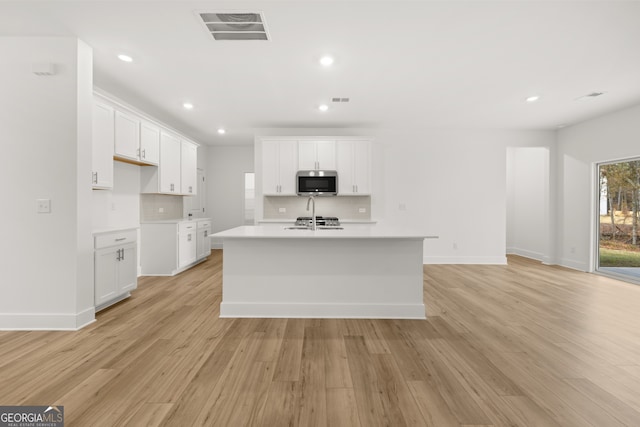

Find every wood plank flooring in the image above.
[1,252,640,426]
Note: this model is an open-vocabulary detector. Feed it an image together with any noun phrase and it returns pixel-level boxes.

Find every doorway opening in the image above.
[244,172,255,225]
[597,158,640,283]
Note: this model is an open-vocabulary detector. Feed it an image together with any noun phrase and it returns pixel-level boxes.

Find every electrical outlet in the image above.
[279,207,286,213]
[37,199,51,214]
[358,207,366,213]
[158,207,164,213]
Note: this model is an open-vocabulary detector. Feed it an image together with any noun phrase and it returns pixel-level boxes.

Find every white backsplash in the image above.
[263,196,371,221]
[140,194,184,221]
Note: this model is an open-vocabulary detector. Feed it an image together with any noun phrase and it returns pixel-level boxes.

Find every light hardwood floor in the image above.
[1,252,640,426]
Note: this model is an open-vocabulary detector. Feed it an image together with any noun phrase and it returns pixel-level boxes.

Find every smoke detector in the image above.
[198,12,269,41]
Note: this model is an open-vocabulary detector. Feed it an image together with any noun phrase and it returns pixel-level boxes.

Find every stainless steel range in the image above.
[295,216,341,227]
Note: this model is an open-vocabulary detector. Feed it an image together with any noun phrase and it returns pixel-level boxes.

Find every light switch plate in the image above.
[278,207,286,213]
[358,207,366,213]
[37,199,51,214]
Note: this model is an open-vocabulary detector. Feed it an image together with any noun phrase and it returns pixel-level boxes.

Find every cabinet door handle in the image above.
[189,186,192,193]
[116,248,121,261]
[121,248,125,260]
[92,172,98,184]
[115,237,126,242]
[356,184,358,193]
[204,230,208,237]
[187,234,192,242]
[142,149,146,159]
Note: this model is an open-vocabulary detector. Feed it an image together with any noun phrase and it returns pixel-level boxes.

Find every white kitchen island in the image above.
[212,225,429,319]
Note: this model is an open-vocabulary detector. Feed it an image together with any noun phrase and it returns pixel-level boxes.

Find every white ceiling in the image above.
[2,1,640,145]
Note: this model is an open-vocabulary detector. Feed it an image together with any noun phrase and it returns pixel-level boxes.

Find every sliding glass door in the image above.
[597,158,640,282]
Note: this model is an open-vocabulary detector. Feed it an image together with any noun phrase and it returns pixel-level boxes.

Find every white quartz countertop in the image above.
[212,225,437,240]
[141,217,211,224]
[92,226,138,235]
[257,219,378,224]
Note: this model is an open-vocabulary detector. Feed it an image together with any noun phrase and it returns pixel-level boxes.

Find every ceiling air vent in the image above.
[332,98,350,103]
[198,12,269,41]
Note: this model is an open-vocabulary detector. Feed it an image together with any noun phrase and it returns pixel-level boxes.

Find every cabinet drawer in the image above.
[95,229,137,249]
[197,220,211,230]
[179,221,197,234]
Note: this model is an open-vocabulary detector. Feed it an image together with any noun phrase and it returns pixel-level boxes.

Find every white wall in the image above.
[92,162,141,229]
[207,145,254,247]
[506,147,549,261]
[0,37,94,329]
[556,103,640,271]
[252,127,554,264]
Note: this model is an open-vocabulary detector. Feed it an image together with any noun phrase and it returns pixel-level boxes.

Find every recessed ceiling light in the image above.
[526,95,540,103]
[318,104,329,112]
[117,54,133,63]
[217,128,226,135]
[320,56,334,67]
[183,102,194,110]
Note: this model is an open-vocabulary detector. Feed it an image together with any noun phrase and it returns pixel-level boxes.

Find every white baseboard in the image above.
[506,247,545,262]
[220,302,426,319]
[0,307,95,331]
[559,258,588,272]
[75,306,96,329]
[423,255,507,265]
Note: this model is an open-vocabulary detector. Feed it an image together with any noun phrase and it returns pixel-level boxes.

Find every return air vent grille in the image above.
[332,98,350,103]
[198,12,269,41]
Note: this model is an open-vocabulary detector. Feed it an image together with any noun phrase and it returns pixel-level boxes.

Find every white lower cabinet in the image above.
[197,219,212,260]
[178,221,197,268]
[141,219,211,276]
[94,229,137,311]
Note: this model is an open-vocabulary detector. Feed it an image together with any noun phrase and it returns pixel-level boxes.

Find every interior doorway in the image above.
[244,172,255,225]
[596,158,640,283]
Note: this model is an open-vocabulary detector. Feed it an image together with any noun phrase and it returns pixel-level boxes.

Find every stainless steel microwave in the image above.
[296,170,338,196]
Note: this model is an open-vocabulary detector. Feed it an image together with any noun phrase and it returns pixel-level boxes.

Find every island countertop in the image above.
[212,224,437,240]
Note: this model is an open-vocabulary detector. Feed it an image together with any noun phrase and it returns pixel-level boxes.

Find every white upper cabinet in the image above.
[159,131,181,193]
[140,131,199,195]
[111,108,159,166]
[298,140,336,170]
[114,110,140,161]
[139,121,160,165]
[262,140,298,195]
[92,101,114,189]
[336,140,371,195]
[181,140,198,195]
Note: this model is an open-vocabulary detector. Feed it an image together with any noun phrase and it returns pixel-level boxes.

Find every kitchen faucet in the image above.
[306,195,316,230]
